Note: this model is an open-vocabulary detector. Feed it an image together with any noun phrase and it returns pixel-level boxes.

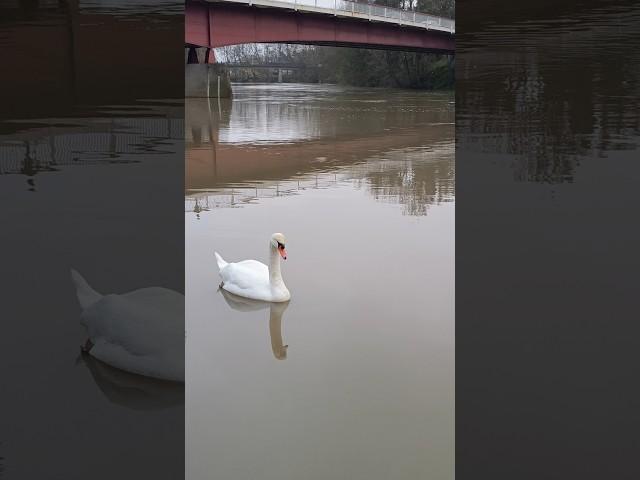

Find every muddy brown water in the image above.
[186,83,455,480]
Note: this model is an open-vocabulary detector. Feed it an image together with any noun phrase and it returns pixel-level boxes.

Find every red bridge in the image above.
[186,0,455,60]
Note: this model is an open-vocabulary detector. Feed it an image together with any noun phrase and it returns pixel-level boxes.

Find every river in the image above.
[185,83,455,480]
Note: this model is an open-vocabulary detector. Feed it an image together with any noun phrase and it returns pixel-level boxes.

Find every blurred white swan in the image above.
[71,269,184,382]
[215,232,290,302]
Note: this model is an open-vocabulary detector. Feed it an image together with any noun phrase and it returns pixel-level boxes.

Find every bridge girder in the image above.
[186,1,455,55]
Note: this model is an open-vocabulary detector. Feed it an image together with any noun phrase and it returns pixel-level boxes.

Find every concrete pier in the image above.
[185,63,232,98]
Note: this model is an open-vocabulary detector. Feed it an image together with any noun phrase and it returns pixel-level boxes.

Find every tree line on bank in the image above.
[219,0,454,90]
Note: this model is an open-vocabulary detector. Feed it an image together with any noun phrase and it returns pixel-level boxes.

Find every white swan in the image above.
[215,232,290,302]
[71,269,185,383]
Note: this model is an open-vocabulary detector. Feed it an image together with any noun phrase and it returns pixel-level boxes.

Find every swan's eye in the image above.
[278,244,285,250]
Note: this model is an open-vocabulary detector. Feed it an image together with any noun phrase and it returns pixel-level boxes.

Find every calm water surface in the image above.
[456,2,640,478]
[186,84,454,480]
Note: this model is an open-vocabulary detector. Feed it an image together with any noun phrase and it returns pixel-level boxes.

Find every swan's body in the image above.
[215,233,290,303]
[71,269,185,383]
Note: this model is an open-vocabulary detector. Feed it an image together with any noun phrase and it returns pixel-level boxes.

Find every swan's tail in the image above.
[70,269,102,310]
[214,252,228,271]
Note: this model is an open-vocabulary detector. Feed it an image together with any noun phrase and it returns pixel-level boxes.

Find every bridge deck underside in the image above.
[186,3,454,54]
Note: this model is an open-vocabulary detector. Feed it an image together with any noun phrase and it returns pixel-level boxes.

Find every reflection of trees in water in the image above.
[217,87,453,144]
[185,87,454,215]
[457,4,640,183]
[187,89,452,147]
[350,144,454,215]
[186,144,454,217]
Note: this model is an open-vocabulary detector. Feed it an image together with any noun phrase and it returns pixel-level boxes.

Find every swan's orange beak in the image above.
[279,247,287,260]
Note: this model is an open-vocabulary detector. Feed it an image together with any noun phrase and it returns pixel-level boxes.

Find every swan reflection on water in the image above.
[78,353,184,411]
[219,288,290,360]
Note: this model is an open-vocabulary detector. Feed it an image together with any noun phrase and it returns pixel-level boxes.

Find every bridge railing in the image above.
[334,0,455,32]
[219,0,455,33]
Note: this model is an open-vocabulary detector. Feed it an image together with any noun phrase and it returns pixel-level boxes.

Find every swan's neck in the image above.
[269,245,285,287]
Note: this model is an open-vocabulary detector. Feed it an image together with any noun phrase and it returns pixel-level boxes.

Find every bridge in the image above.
[186,0,455,59]
[223,62,319,82]
[224,62,317,69]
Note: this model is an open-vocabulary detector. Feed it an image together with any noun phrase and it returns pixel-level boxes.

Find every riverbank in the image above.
[224,46,454,90]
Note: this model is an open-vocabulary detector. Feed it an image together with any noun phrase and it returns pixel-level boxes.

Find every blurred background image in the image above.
[0,1,184,478]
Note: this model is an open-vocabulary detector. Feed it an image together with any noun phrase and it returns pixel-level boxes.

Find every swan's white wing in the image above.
[220,260,269,290]
[219,260,272,300]
[81,288,184,382]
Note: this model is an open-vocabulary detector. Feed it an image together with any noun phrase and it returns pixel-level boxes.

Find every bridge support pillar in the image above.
[185,63,232,98]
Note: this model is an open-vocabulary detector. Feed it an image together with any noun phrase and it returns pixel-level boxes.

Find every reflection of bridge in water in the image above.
[0,111,183,176]
[186,89,454,216]
[1,1,184,178]
[186,143,454,216]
